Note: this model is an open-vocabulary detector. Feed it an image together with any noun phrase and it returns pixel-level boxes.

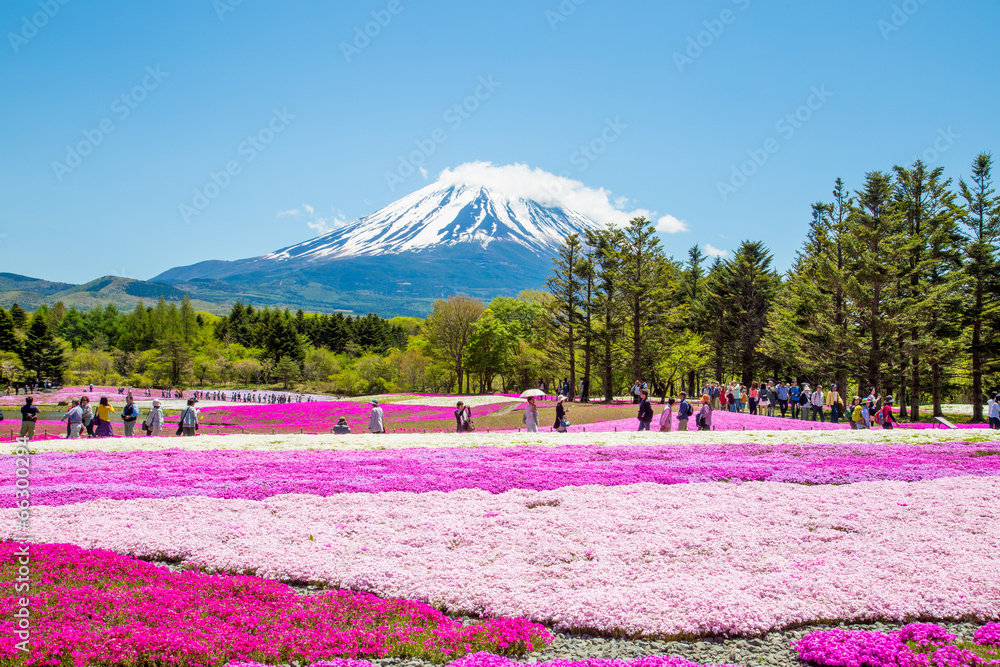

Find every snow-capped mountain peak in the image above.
[264,179,603,262]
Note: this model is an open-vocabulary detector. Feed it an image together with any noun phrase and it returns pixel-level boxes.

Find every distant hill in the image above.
[0,274,220,313]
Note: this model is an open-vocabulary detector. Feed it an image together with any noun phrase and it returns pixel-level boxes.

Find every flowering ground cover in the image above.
[8,476,999,639]
[0,542,550,666]
[794,622,1000,667]
[8,441,1000,507]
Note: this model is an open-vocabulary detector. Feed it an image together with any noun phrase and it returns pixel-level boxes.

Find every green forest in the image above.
[1,153,998,421]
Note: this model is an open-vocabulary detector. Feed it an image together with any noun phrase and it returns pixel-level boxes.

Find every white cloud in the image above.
[704,243,729,258]
[307,210,350,236]
[419,166,429,179]
[656,214,689,234]
[433,162,676,229]
[277,208,300,217]
[303,203,314,215]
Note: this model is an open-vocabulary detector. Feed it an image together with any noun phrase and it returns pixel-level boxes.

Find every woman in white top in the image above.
[143,400,164,437]
[523,397,539,433]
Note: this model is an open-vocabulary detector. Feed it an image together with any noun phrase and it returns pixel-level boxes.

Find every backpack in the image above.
[852,405,863,422]
[875,408,885,425]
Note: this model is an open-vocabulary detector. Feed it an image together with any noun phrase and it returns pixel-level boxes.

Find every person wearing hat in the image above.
[827,384,842,423]
[636,390,653,431]
[799,384,812,421]
[178,398,199,436]
[675,392,692,431]
[333,416,351,435]
[553,395,569,432]
[861,398,873,430]
[143,400,164,437]
[369,399,385,434]
[877,397,896,429]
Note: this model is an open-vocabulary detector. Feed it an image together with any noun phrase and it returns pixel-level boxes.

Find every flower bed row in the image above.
[0,542,550,667]
[8,442,1000,507]
[8,476,999,639]
[794,623,1000,667]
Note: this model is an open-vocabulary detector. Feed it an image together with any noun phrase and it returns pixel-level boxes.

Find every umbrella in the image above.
[520,389,545,398]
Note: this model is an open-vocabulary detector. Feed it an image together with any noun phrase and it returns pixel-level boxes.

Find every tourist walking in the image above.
[122,396,139,437]
[789,383,800,419]
[696,394,713,431]
[143,400,164,436]
[178,398,199,436]
[554,395,569,432]
[877,398,896,429]
[19,396,39,441]
[523,396,539,432]
[455,401,472,433]
[368,399,384,434]
[659,398,674,432]
[637,390,653,431]
[676,392,692,431]
[776,381,789,418]
[61,399,83,439]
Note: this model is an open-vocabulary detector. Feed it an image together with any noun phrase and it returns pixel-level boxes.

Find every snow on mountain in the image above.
[264,178,604,262]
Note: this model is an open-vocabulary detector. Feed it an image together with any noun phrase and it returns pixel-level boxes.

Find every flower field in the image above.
[4,392,1000,667]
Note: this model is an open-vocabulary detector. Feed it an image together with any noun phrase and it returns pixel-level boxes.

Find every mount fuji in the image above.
[154,163,659,316]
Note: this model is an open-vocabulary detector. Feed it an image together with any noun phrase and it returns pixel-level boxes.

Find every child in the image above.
[660,398,675,432]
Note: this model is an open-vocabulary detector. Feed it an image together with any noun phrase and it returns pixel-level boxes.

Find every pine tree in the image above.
[21,312,67,381]
[546,234,583,400]
[0,308,21,354]
[9,303,27,330]
[583,226,624,401]
[958,153,1000,423]
[618,217,671,383]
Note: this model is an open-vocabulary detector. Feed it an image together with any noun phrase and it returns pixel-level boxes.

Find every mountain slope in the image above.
[154,178,606,315]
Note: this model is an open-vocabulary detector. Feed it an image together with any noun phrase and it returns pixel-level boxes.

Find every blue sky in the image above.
[1,0,998,284]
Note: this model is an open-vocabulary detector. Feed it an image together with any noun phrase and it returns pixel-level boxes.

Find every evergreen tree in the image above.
[0,308,21,354]
[958,153,1000,423]
[9,303,27,330]
[21,312,67,381]
[618,217,671,383]
[584,226,624,401]
[546,234,583,400]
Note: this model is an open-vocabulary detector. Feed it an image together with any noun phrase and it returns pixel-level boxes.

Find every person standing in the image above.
[827,384,841,423]
[731,383,742,412]
[178,398,199,436]
[708,382,721,411]
[122,396,139,437]
[637,390,653,431]
[799,385,812,421]
[811,385,825,422]
[19,396,39,441]
[143,400,164,436]
[523,396,539,433]
[580,376,590,403]
[94,397,116,437]
[631,380,642,404]
[776,382,789,418]
[987,392,999,429]
[61,399,84,439]
[455,401,472,433]
[861,399,873,429]
[80,396,95,437]
[789,383,800,419]
[748,381,759,415]
[676,392,692,431]
[659,398,674,432]
[696,394,713,431]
